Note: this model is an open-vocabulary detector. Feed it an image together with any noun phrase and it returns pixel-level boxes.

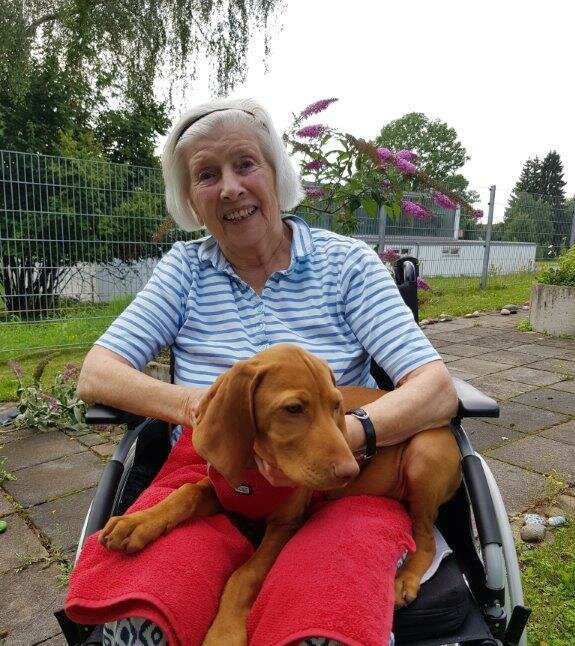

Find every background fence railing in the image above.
[1,150,574,357]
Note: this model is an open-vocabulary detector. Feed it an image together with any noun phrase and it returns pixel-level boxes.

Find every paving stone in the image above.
[0,493,15,517]
[483,401,569,433]
[427,340,451,349]
[506,343,565,358]
[76,432,109,447]
[547,347,575,360]
[483,457,547,516]
[486,436,575,481]
[437,344,492,358]
[538,338,575,349]
[0,431,86,471]
[0,562,66,646]
[447,357,506,377]
[426,330,487,343]
[38,634,68,645]
[0,426,36,444]
[461,418,523,452]
[448,367,480,381]
[3,451,103,508]
[467,375,538,401]
[476,350,540,366]
[463,338,518,351]
[526,358,575,374]
[540,420,575,446]
[90,441,118,458]
[439,353,461,363]
[27,488,95,552]
[549,380,575,394]
[510,388,575,416]
[495,366,563,386]
[0,512,48,573]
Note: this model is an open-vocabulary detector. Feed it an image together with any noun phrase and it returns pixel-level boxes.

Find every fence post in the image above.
[453,206,461,240]
[480,185,496,289]
[569,204,575,247]
[377,204,387,252]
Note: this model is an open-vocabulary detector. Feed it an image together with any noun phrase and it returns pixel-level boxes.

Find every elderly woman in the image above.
[66,98,458,646]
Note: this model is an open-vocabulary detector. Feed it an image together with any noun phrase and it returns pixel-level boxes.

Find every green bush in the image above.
[537,245,575,287]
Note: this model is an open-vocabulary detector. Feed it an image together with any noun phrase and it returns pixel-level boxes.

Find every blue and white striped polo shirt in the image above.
[96,215,440,387]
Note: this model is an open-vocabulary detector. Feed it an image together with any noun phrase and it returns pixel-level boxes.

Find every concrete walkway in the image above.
[0,312,574,645]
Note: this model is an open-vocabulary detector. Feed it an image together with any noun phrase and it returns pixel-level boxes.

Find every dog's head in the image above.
[193,344,359,489]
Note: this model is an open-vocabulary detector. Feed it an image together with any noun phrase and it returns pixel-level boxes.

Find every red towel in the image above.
[66,428,414,646]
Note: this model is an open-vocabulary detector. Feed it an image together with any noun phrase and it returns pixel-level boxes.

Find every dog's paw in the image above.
[99,512,166,553]
[394,570,421,607]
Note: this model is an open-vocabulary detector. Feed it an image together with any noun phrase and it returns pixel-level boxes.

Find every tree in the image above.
[511,157,542,198]
[503,192,554,258]
[539,151,566,204]
[0,0,282,109]
[375,112,476,201]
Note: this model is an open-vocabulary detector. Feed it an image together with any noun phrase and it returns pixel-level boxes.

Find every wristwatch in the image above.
[346,408,377,462]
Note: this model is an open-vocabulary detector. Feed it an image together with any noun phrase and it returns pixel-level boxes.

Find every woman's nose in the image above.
[220,168,245,201]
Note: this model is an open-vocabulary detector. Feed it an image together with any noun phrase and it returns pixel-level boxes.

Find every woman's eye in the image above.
[238,159,255,171]
[197,170,216,182]
[284,404,303,414]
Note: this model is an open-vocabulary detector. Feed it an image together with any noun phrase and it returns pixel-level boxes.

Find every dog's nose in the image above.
[333,459,360,482]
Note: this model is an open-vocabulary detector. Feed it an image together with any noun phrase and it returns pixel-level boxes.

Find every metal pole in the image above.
[453,206,461,240]
[377,204,387,253]
[480,185,496,289]
[569,204,575,247]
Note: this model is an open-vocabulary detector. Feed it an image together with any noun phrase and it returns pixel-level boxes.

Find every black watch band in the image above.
[346,408,377,461]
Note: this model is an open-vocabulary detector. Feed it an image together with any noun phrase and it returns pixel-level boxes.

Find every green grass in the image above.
[519,520,575,645]
[419,272,534,319]
[0,297,132,401]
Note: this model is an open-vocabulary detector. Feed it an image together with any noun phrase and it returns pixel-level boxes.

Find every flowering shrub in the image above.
[9,360,90,433]
[538,245,575,287]
[284,98,483,235]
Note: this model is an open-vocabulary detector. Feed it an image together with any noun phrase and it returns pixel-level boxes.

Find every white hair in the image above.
[162,97,304,231]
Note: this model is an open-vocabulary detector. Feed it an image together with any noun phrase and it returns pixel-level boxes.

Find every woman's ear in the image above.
[193,359,265,487]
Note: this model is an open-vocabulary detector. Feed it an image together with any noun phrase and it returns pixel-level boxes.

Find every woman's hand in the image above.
[254,455,298,488]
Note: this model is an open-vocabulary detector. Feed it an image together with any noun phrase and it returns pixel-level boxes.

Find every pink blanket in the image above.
[66,428,414,646]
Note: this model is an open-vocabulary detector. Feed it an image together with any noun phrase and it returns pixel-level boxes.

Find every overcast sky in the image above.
[175,0,574,222]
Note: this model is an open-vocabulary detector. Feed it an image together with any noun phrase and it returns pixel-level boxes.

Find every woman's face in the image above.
[185,124,281,249]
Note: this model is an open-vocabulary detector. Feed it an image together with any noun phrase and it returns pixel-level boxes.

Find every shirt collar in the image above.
[197,214,315,271]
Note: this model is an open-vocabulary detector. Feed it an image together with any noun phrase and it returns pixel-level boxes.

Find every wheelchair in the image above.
[56,257,531,646]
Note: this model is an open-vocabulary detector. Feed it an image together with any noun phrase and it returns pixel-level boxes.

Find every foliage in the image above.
[375,112,478,203]
[282,100,482,238]
[0,457,16,483]
[538,245,575,287]
[518,521,575,644]
[0,0,282,109]
[502,192,555,258]
[0,149,166,318]
[8,359,90,433]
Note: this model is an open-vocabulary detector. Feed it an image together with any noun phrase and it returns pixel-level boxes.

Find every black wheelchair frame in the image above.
[56,257,531,646]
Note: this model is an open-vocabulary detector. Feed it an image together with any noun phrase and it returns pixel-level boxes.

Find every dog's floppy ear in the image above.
[193,359,264,488]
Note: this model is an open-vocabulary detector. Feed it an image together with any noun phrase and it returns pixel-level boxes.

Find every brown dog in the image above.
[100,344,461,645]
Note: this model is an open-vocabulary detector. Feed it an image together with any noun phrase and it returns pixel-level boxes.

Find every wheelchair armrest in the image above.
[453,377,499,418]
[85,404,146,429]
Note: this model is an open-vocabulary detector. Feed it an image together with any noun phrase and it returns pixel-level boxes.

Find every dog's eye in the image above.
[334,401,341,411]
[284,404,303,414]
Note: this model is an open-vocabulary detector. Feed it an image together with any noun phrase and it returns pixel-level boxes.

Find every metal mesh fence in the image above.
[1,150,574,357]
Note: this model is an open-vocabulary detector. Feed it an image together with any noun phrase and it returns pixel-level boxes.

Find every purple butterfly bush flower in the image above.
[376,147,394,164]
[401,199,430,219]
[381,179,392,190]
[296,124,327,138]
[8,360,23,380]
[62,364,80,381]
[379,249,400,263]
[305,187,325,199]
[394,157,417,174]
[433,192,457,210]
[300,98,338,119]
[43,394,60,411]
[304,159,324,172]
[417,276,432,292]
[395,150,418,163]
[473,209,484,219]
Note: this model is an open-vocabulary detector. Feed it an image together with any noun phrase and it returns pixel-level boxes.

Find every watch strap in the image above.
[346,408,377,461]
